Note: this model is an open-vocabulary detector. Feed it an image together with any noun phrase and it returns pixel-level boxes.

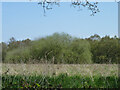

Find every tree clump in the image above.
[1,33,119,64]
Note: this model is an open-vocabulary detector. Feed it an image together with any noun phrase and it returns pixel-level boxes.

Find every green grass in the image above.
[2,74,119,88]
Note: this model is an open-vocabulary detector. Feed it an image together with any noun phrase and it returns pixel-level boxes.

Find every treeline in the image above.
[1,33,120,64]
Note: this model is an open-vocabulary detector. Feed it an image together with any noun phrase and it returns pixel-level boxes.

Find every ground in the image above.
[1,64,118,77]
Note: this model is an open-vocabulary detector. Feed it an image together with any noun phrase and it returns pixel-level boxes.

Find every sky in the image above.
[2,2,118,43]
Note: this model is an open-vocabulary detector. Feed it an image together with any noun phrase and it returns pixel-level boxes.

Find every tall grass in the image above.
[2,74,118,88]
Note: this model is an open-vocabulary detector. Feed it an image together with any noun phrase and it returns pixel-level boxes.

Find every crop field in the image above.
[1,64,119,88]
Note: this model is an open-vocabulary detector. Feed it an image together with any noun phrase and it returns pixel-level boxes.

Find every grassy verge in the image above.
[2,74,119,88]
[2,64,118,76]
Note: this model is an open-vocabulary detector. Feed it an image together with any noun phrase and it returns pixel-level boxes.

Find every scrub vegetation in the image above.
[1,32,119,64]
[1,32,119,88]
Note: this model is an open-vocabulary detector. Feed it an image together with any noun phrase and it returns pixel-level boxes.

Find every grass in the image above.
[1,64,119,88]
[2,74,119,88]
[2,64,118,76]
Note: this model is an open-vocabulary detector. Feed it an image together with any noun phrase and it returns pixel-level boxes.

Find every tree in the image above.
[37,0,100,16]
[7,37,31,51]
[3,33,119,64]
[8,37,17,51]
[2,42,7,62]
[92,36,119,64]
[88,34,101,41]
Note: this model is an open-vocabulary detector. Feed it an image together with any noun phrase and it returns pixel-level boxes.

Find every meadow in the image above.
[2,64,118,76]
[1,64,119,88]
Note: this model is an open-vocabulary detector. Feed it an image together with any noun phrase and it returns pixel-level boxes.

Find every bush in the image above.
[5,47,30,63]
[1,42,7,62]
[30,33,92,64]
[4,32,92,64]
[91,37,119,64]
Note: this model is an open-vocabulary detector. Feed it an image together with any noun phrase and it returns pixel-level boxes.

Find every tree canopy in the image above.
[1,33,119,64]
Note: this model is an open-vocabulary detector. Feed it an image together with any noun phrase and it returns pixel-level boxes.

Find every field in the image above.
[1,64,119,88]
[2,64,118,76]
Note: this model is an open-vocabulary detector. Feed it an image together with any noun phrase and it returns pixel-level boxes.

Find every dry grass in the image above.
[1,64,118,77]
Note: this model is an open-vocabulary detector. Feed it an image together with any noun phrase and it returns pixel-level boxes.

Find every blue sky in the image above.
[2,2,118,42]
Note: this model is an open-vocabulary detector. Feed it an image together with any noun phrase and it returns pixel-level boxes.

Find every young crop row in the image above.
[2,74,119,89]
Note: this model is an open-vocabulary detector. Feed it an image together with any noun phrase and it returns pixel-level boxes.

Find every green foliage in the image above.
[1,42,7,62]
[30,33,66,63]
[30,32,92,64]
[87,35,119,64]
[69,39,92,64]
[0,45,1,61]
[7,37,31,51]
[2,33,120,64]
[5,47,30,63]
[2,74,119,88]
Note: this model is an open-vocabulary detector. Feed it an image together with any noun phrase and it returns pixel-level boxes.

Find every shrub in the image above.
[30,33,92,64]
[5,47,30,63]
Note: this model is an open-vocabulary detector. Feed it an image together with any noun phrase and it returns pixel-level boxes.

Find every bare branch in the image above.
[38,0,100,16]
